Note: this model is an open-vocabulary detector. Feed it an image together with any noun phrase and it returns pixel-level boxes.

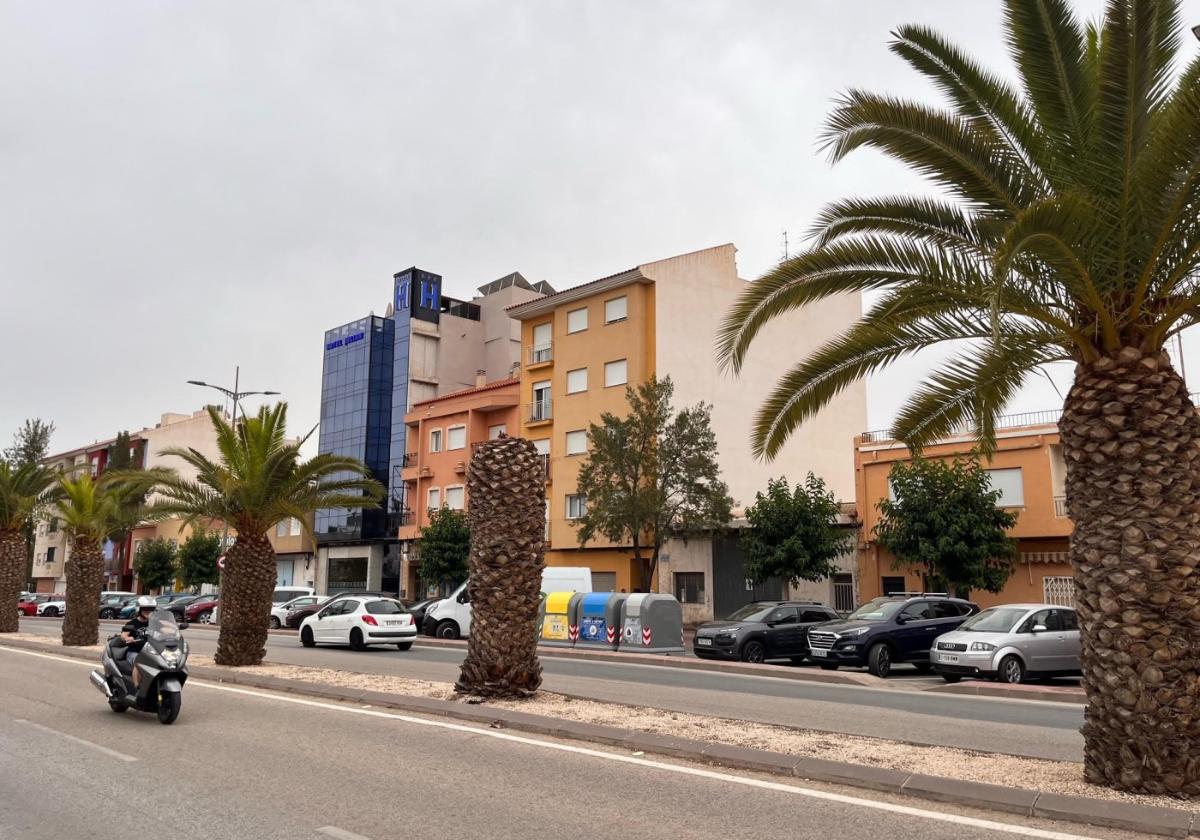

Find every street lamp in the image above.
[186,367,281,614]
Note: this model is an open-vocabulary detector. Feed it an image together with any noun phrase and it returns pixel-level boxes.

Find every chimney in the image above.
[475,369,487,388]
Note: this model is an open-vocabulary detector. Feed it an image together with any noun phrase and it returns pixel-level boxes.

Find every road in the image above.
[18,617,1085,761]
[0,646,1146,840]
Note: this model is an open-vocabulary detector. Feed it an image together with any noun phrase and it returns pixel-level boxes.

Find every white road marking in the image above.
[316,827,373,840]
[13,718,138,762]
[0,644,1098,839]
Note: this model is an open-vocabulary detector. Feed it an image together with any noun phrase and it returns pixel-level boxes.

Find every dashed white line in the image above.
[316,827,373,840]
[1,644,1101,840]
[13,718,138,762]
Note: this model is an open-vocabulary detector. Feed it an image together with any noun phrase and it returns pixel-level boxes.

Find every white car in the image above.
[38,598,67,617]
[299,597,417,651]
[270,595,326,629]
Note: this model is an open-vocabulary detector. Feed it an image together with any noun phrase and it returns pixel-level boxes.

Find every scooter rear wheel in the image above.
[108,699,127,714]
[157,690,181,725]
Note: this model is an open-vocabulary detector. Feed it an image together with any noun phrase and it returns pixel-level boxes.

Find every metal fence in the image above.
[1042,575,1076,607]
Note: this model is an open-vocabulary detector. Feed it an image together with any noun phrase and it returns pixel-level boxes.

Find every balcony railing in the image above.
[528,398,552,422]
[539,453,550,480]
[402,452,417,468]
[1053,495,1068,517]
[528,343,553,365]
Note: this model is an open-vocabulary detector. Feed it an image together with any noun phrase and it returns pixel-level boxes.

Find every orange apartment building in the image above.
[506,243,866,603]
[854,410,1075,610]
[396,376,520,598]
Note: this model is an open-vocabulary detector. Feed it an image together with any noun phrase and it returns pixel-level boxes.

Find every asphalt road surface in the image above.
[18,617,1085,761]
[0,646,1146,840]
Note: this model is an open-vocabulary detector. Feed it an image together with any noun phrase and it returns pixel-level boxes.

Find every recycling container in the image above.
[538,591,584,647]
[576,592,628,650]
[619,593,684,654]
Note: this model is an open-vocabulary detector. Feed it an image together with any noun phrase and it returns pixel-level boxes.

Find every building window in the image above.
[605,295,627,323]
[290,517,302,537]
[447,425,467,451]
[881,576,906,595]
[565,430,587,455]
[566,367,588,394]
[674,572,705,604]
[531,322,552,363]
[531,380,552,421]
[833,573,855,612]
[533,438,550,455]
[427,488,441,511]
[45,547,55,565]
[567,307,588,334]
[276,521,289,537]
[985,468,1025,507]
[604,359,628,387]
[488,424,506,439]
[445,486,465,510]
[566,494,587,520]
[429,428,443,453]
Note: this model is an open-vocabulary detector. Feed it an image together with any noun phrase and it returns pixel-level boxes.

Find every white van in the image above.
[423,566,592,639]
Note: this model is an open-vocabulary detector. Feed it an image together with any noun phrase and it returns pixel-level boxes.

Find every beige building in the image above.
[508,243,866,616]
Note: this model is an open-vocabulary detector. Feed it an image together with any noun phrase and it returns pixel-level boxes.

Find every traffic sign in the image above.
[217,554,226,570]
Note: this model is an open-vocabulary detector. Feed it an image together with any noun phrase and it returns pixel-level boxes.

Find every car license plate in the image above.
[939,653,958,663]
[385,621,400,626]
[696,638,712,646]
[810,648,828,657]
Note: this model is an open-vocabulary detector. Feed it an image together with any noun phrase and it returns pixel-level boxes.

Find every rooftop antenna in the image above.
[781,229,790,261]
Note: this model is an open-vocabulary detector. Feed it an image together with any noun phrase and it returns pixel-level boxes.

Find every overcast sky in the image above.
[4,1,1200,455]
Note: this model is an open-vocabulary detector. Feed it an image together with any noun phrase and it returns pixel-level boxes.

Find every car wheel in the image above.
[998,655,1026,684]
[44,607,58,617]
[269,616,281,629]
[396,642,413,651]
[100,608,115,619]
[940,674,963,684]
[349,628,366,651]
[819,664,840,671]
[740,640,766,663]
[300,626,316,648]
[867,643,892,678]
[197,611,213,624]
[435,620,460,640]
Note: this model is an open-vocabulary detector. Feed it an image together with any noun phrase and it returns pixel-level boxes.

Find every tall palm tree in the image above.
[718,0,1200,797]
[139,403,382,666]
[52,473,144,646]
[0,462,56,633]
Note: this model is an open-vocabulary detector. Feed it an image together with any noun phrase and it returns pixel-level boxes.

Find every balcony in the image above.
[1054,495,1068,518]
[527,398,552,425]
[539,453,551,482]
[527,343,553,369]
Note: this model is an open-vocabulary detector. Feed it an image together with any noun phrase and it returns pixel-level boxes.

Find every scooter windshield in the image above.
[148,609,182,647]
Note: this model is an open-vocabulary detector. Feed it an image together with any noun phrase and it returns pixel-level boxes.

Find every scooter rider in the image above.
[121,596,156,689]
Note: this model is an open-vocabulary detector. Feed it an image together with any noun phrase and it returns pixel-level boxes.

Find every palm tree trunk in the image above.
[1060,347,1200,798]
[62,537,104,646]
[456,437,546,699]
[214,532,276,666]
[0,528,25,633]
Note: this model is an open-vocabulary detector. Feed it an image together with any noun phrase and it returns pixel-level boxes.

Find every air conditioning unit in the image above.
[454,461,467,474]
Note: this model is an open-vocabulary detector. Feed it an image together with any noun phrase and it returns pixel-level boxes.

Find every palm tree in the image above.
[717,0,1200,797]
[0,462,56,633]
[455,436,546,699]
[139,403,382,666]
[52,474,143,646]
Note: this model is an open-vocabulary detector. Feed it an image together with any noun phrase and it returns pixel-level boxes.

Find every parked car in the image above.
[271,595,326,629]
[97,591,139,619]
[405,597,440,634]
[272,586,316,604]
[116,593,194,620]
[423,567,592,639]
[931,604,1082,684]
[172,595,219,624]
[299,597,417,651]
[37,597,67,617]
[17,594,52,616]
[805,593,979,678]
[286,591,391,628]
[693,601,841,663]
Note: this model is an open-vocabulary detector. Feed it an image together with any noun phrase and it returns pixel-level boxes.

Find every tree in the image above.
[133,537,178,592]
[455,436,545,699]
[104,431,145,587]
[874,458,1018,597]
[134,404,382,666]
[742,474,852,587]
[417,507,470,594]
[4,418,55,580]
[575,376,733,592]
[716,0,1200,795]
[52,474,149,646]
[178,528,221,590]
[0,462,56,633]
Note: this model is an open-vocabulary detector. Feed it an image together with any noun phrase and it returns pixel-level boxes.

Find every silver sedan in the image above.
[930,603,1081,684]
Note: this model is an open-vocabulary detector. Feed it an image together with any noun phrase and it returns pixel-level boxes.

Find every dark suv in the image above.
[692,601,841,664]
[805,594,978,678]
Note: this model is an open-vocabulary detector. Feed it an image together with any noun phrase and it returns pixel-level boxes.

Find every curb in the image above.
[927,681,1086,705]
[0,637,1189,837]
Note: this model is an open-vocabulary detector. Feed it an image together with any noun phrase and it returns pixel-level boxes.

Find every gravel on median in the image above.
[10,632,1196,815]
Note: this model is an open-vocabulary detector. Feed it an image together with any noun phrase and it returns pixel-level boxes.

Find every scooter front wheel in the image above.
[156,690,181,725]
[108,699,127,714]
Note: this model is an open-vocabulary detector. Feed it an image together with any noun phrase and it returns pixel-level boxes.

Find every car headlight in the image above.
[970,641,996,652]
[715,632,737,642]
[839,627,870,638]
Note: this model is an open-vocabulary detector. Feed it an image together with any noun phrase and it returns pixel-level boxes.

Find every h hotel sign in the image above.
[394,268,442,324]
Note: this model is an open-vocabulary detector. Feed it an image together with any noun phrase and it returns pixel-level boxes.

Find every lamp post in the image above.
[186,367,280,614]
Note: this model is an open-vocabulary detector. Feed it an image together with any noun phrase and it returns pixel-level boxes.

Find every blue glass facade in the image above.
[315,315,395,541]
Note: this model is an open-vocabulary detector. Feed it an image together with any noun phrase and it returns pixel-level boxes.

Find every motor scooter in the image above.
[89,608,189,724]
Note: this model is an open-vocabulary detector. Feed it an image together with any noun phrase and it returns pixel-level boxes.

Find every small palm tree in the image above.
[140,403,382,666]
[718,0,1200,797]
[0,462,56,633]
[52,474,144,646]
